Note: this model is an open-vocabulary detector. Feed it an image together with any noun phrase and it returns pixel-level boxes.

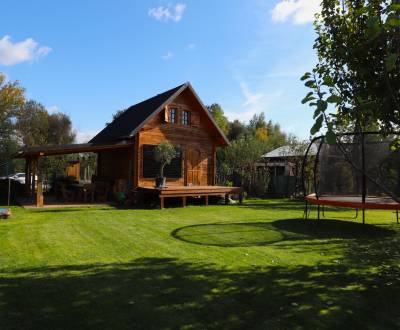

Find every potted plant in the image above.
[154,142,176,188]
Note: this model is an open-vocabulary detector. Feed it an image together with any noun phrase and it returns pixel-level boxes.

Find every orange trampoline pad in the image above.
[305,193,400,210]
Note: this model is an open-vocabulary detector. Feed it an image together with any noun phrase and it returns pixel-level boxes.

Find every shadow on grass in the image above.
[1,256,400,329]
[240,200,306,211]
[32,208,102,213]
[171,219,395,247]
[241,200,359,216]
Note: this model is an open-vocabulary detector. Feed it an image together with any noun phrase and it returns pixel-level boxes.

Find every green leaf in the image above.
[301,72,311,81]
[386,53,398,72]
[386,14,400,27]
[390,139,400,151]
[317,99,328,112]
[326,95,341,104]
[313,108,321,119]
[323,76,334,87]
[387,4,400,13]
[325,130,336,144]
[302,92,316,104]
[305,80,316,88]
[366,16,381,40]
[310,114,323,135]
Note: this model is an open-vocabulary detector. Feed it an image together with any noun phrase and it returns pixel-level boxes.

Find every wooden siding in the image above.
[137,89,217,188]
[97,148,134,182]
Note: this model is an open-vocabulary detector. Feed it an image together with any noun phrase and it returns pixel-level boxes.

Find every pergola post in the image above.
[36,180,43,207]
[24,157,32,196]
[31,157,37,200]
[30,156,43,207]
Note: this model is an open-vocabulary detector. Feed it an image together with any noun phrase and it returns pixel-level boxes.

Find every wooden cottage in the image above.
[17,82,243,207]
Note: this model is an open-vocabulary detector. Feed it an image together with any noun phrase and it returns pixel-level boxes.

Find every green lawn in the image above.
[1,199,400,329]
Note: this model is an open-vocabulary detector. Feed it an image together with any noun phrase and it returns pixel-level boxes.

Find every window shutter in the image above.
[164,107,169,122]
[142,145,159,178]
[191,112,200,127]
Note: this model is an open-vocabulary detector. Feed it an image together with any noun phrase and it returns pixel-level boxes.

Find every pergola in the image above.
[14,141,134,207]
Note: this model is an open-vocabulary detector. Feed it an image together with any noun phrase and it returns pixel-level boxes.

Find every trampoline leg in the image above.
[317,205,320,221]
[362,209,365,224]
[354,209,358,220]
[322,205,325,218]
[304,201,308,220]
[396,210,399,224]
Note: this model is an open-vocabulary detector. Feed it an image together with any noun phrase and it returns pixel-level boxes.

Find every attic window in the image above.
[169,108,177,124]
[182,110,190,125]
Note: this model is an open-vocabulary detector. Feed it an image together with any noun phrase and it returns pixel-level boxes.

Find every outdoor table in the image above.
[69,183,92,203]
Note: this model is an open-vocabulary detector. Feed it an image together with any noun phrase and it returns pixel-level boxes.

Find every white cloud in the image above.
[224,82,265,122]
[186,43,196,50]
[225,80,285,122]
[271,0,320,25]
[75,130,96,144]
[240,81,265,113]
[148,3,186,22]
[0,35,52,66]
[162,51,174,60]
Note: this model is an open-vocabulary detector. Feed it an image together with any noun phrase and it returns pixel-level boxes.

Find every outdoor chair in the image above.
[59,182,74,203]
[82,183,95,203]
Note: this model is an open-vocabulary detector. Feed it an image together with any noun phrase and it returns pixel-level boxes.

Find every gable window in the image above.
[169,108,177,124]
[182,110,190,125]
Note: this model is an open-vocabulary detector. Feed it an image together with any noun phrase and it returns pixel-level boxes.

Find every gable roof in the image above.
[90,82,229,146]
[262,144,318,158]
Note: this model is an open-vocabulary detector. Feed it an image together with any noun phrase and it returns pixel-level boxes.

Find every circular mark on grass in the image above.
[171,222,284,247]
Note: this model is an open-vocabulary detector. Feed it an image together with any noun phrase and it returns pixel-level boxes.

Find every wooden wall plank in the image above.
[137,90,218,188]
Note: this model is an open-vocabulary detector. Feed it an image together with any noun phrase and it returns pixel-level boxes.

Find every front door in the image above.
[186,149,201,186]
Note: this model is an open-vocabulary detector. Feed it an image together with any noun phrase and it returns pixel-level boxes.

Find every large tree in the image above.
[0,75,25,150]
[302,0,400,140]
[0,74,25,174]
[47,112,76,145]
[16,100,49,147]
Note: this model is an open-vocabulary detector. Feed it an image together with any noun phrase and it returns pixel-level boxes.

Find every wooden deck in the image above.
[139,185,244,209]
[18,196,111,209]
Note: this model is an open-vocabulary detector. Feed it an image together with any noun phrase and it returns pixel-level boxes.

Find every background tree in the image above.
[41,112,77,182]
[0,74,25,175]
[212,109,292,196]
[302,0,400,141]
[106,109,126,126]
[228,120,249,141]
[16,101,49,147]
[207,103,229,135]
[47,112,76,145]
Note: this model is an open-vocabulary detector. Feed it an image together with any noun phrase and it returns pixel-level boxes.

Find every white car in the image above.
[9,173,27,185]
[2,173,38,185]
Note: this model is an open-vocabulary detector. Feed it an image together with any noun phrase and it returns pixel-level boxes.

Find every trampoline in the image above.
[302,132,400,223]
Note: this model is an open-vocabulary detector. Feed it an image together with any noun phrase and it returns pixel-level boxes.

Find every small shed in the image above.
[261,144,318,197]
[262,145,318,177]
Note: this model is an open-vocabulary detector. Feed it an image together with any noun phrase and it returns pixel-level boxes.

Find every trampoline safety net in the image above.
[304,133,400,203]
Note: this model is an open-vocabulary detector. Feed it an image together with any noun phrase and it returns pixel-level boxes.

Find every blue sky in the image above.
[1,0,320,142]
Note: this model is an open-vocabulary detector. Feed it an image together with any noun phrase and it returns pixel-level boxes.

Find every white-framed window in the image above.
[169,108,177,123]
[182,110,190,125]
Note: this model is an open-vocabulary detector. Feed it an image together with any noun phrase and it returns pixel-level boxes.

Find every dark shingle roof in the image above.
[90,83,186,144]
